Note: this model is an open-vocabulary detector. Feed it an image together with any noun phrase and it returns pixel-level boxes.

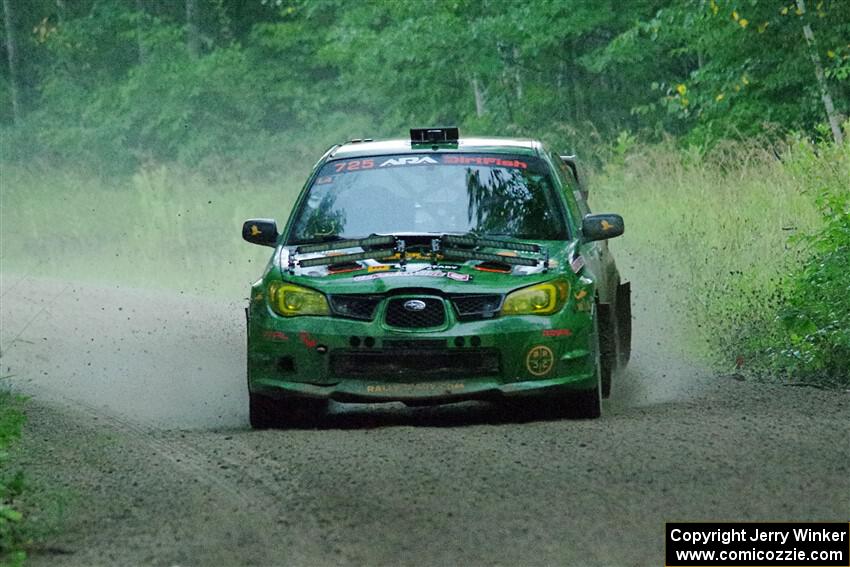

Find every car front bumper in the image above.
[250,374,596,404]
[247,304,598,404]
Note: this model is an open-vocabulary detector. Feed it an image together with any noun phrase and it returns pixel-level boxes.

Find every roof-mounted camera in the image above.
[410,127,459,144]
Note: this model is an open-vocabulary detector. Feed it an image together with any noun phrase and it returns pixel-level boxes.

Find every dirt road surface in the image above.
[1,275,848,566]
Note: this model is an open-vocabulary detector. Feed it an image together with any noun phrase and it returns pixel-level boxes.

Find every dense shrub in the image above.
[0,392,26,566]
[772,142,850,385]
[693,136,849,386]
[593,131,848,387]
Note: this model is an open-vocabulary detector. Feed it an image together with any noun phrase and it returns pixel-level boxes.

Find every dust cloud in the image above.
[1,259,710,430]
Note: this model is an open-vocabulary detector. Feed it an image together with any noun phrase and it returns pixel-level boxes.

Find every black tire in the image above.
[249,392,278,429]
[597,300,618,399]
[249,392,328,429]
[563,384,602,419]
[551,314,602,419]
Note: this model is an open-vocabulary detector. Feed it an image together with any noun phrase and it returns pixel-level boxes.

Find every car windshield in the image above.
[288,153,567,244]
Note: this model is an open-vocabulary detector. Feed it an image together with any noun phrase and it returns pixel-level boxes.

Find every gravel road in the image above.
[1,275,848,566]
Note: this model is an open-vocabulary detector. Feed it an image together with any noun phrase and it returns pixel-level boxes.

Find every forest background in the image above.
[1,0,848,384]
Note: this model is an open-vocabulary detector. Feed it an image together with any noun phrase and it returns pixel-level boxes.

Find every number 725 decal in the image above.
[334,159,375,172]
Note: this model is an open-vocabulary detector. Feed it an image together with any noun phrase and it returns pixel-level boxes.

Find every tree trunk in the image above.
[512,46,522,101]
[570,75,580,124]
[186,0,200,58]
[796,0,844,144]
[2,0,21,123]
[55,0,66,22]
[570,42,584,124]
[472,76,485,117]
[135,0,148,65]
[212,0,233,44]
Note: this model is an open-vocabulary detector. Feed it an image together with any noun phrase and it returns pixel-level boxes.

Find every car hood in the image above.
[275,242,576,295]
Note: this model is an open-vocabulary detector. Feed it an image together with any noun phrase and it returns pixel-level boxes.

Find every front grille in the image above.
[331,349,500,378]
[383,339,447,350]
[385,297,446,328]
[451,294,503,321]
[329,294,382,320]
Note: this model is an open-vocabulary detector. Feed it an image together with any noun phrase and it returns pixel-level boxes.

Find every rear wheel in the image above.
[249,392,328,429]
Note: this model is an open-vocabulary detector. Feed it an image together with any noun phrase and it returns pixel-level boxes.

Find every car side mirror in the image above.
[242,218,279,247]
[582,213,624,242]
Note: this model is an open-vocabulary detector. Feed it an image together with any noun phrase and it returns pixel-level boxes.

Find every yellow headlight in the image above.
[268,281,330,317]
[501,280,570,316]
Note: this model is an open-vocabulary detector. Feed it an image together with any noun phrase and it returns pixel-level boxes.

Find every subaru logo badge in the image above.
[403,299,427,312]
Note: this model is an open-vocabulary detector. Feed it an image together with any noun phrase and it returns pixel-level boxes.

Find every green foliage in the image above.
[594,130,848,387]
[3,0,847,172]
[598,0,850,145]
[772,138,850,385]
[0,392,27,566]
[693,134,850,387]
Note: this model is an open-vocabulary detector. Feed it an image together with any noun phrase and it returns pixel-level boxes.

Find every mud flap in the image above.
[616,281,632,368]
[597,301,616,399]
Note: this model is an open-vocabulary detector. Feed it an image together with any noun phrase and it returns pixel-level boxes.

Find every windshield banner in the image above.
[323,154,530,176]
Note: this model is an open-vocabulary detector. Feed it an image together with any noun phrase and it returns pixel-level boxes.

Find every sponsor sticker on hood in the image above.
[352,270,471,282]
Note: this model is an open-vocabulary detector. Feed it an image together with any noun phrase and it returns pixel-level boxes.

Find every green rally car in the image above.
[242,127,630,428]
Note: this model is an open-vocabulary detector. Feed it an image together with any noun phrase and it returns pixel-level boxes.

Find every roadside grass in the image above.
[593,136,848,385]
[2,136,846,384]
[0,391,26,566]
[0,162,306,297]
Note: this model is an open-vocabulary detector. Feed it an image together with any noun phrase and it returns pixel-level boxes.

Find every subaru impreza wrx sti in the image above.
[242,127,630,427]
